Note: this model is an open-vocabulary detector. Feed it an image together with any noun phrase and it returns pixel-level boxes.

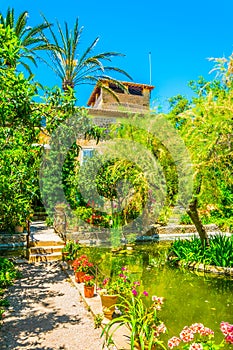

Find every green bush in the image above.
[179,213,192,225]
[168,234,233,268]
[0,258,19,321]
[0,258,19,288]
[62,239,81,261]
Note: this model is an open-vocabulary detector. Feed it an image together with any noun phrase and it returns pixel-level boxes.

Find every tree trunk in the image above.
[187,198,210,247]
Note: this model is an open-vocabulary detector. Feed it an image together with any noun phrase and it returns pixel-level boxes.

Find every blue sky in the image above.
[2,0,233,110]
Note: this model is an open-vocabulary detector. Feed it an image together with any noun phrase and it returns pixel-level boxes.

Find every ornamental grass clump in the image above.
[102,283,167,350]
[169,235,233,268]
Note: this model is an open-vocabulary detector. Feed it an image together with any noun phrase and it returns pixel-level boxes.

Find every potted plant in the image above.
[72,255,94,283]
[61,240,80,265]
[98,267,132,319]
[12,203,32,233]
[83,274,95,298]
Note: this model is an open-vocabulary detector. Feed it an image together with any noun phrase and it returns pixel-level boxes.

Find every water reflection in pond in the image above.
[83,242,233,342]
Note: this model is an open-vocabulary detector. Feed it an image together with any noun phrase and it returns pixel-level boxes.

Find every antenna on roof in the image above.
[149,52,152,85]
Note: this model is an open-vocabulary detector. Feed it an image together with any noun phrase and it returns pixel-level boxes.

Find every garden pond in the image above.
[81,242,233,343]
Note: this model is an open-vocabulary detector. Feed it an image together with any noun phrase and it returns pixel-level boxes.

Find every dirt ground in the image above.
[0,261,106,350]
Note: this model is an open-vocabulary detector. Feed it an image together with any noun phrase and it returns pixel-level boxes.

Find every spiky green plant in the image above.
[0,7,51,75]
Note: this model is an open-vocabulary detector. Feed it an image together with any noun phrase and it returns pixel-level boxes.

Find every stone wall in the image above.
[155,224,219,235]
[0,232,28,257]
[101,89,150,111]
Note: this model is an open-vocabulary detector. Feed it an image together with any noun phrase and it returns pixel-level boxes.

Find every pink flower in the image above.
[220,321,233,336]
[180,326,194,342]
[168,336,181,349]
[199,327,214,336]
[190,323,205,334]
[103,278,109,286]
[220,322,233,344]
[121,266,127,271]
[157,322,167,334]
[225,334,233,344]
[132,288,138,296]
[189,342,203,350]
[143,290,149,296]
[152,295,164,303]
[133,281,140,286]
[152,296,164,310]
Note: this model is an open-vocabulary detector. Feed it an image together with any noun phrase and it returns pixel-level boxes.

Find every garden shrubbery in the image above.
[0,258,19,320]
[168,234,233,268]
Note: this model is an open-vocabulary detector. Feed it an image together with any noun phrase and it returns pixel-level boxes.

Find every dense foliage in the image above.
[168,57,233,242]
[0,29,42,231]
[169,235,233,267]
[0,258,19,319]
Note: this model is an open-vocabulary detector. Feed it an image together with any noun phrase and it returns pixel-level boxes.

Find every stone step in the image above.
[29,240,64,247]
[29,252,62,263]
[29,245,64,254]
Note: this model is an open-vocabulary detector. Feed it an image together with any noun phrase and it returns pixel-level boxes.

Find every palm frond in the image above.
[78,37,100,65]
[15,11,28,38]
[18,60,33,76]
[41,16,131,90]
[22,22,51,44]
[6,7,14,28]
[20,51,37,67]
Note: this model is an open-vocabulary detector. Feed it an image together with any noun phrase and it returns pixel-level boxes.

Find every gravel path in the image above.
[0,262,105,350]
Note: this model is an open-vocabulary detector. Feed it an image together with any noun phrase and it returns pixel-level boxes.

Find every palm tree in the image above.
[0,7,51,75]
[42,16,131,92]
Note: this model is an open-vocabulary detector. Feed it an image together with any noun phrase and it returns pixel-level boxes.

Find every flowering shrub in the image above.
[99,267,132,296]
[83,274,95,287]
[72,255,93,273]
[168,322,233,349]
[220,322,233,344]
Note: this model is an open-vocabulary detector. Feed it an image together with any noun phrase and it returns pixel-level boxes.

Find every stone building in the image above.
[87,79,154,112]
[78,79,154,162]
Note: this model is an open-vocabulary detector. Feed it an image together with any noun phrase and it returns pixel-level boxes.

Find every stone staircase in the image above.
[28,221,64,263]
[167,205,184,226]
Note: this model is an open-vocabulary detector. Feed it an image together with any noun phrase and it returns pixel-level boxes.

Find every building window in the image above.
[80,148,94,165]
[109,83,124,94]
[128,86,143,96]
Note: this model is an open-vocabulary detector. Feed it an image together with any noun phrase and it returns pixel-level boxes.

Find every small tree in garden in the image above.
[106,120,179,227]
[75,153,149,228]
[167,56,233,245]
[38,99,104,224]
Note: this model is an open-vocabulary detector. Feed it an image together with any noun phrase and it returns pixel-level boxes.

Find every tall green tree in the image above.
[168,55,233,245]
[42,16,131,92]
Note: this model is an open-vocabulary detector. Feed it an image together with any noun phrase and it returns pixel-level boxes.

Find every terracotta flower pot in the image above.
[75,271,85,283]
[100,294,118,319]
[14,225,24,233]
[84,285,94,298]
